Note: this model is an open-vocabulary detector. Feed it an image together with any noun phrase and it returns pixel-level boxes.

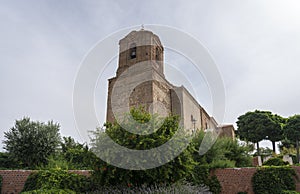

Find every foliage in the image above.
[90,108,251,192]
[3,117,61,167]
[37,137,100,170]
[0,152,20,169]
[236,110,283,154]
[60,136,99,170]
[22,169,92,193]
[207,175,221,194]
[252,166,297,194]
[190,131,252,168]
[253,147,273,157]
[187,165,221,194]
[87,182,211,194]
[262,157,289,166]
[21,189,75,194]
[281,191,300,194]
[90,108,196,186]
[280,139,297,151]
[263,112,285,152]
[284,115,300,163]
[284,115,300,142]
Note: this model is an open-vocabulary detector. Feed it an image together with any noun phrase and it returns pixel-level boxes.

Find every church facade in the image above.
[106,29,234,138]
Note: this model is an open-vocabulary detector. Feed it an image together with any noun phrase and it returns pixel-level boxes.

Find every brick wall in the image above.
[0,170,91,194]
[1,168,300,194]
[212,168,257,194]
[212,167,300,194]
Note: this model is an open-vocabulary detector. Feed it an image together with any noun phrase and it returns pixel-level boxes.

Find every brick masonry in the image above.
[1,168,300,194]
[0,170,90,194]
[212,167,300,194]
[211,168,257,194]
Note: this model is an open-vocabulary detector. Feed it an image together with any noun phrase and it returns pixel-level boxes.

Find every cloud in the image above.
[1,0,300,150]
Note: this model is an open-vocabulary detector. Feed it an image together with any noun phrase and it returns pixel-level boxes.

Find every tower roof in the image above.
[119,29,162,47]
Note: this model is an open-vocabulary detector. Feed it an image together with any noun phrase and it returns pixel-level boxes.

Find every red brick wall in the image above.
[212,167,300,194]
[0,170,91,194]
[212,168,257,194]
[1,168,300,194]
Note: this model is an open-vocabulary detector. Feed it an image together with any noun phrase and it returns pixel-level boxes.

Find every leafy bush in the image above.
[207,175,221,194]
[0,152,21,169]
[88,182,211,194]
[60,136,99,170]
[263,157,289,166]
[189,131,252,168]
[252,166,297,194]
[188,165,221,194]
[90,109,196,186]
[21,189,75,194]
[281,191,300,194]
[22,169,92,193]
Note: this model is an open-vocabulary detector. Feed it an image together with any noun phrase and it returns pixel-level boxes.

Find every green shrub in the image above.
[188,165,221,194]
[237,192,247,194]
[88,182,210,194]
[207,175,221,194]
[281,191,300,194]
[252,166,297,194]
[90,109,196,186]
[22,169,92,193]
[21,189,75,194]
[209,159,236,169]
[263,157,289,166]
[0,152,21,169]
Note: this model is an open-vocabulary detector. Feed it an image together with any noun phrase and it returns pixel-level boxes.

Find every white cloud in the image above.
[1,0,300,150]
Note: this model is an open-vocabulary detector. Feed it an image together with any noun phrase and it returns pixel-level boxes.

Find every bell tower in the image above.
[116,30,164,77]
[106,29,171,123]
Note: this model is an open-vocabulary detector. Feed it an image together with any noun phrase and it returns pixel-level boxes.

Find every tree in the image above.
[236,110,270,156]
[284,115,300,163]
[90,108,195,186]
[262,111,284,153]
[59,136,99,170]
[3,117,61,167]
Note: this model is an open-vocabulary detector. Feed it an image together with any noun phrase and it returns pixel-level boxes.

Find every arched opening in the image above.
[155,47,160,61]
[130,43,136,59]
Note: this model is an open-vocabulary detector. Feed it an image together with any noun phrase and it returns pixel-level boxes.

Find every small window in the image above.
[155,47,160,61]
[130,43,136,59]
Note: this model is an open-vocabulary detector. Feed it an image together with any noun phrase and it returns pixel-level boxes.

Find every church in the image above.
[106,29,234,138]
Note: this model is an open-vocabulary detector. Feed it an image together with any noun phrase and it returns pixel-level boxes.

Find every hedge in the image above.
[252,166,297,194]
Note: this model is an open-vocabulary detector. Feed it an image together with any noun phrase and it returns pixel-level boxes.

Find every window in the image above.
[155,47,160,61]
[130,43,136,59]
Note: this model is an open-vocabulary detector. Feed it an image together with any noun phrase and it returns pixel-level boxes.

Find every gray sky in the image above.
[1,0,300,150]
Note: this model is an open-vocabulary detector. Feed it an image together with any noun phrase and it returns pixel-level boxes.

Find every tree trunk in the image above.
[297,139,299,164]
[257,142,260,156]
[272,141,276,153]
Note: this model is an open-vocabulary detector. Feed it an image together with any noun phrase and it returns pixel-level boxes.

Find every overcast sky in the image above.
[1,0,300,150]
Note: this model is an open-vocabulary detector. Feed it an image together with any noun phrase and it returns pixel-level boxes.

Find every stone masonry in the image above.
[106,29,235,136]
